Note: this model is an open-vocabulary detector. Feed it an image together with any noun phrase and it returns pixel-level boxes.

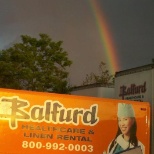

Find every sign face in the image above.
[0,88,150,154]
[115,69,152,103]
[119,82,146,101]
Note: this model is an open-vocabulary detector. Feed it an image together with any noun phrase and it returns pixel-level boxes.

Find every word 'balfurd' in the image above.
[0,96,99,130]
[119,82,146,99]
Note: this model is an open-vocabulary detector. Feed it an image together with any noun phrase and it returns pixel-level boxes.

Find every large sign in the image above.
[119,82,146,101]
[0,88,150,154]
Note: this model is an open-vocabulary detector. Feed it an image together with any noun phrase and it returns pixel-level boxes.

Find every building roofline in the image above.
[72,83,114,91]
[115,63,154,77]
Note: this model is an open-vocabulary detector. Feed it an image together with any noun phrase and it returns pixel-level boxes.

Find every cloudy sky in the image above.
[0,0,154,86]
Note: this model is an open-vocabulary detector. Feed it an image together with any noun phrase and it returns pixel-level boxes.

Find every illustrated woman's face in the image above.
[118,117,134,136]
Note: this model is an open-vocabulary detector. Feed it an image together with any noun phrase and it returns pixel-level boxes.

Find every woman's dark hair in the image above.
[109,118,138,152]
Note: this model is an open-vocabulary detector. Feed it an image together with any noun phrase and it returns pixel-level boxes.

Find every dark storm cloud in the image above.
[100,0,154,69]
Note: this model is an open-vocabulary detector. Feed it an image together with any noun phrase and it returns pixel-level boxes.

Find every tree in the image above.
[0,34,72,93]
[82,61,114,85]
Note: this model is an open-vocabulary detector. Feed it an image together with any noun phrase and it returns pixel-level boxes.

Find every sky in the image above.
[0,0,154,86]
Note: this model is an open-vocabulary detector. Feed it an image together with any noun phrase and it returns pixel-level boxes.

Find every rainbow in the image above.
[89,0,120,74]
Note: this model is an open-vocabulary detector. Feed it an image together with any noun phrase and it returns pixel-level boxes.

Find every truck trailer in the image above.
[0,88,150,154]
